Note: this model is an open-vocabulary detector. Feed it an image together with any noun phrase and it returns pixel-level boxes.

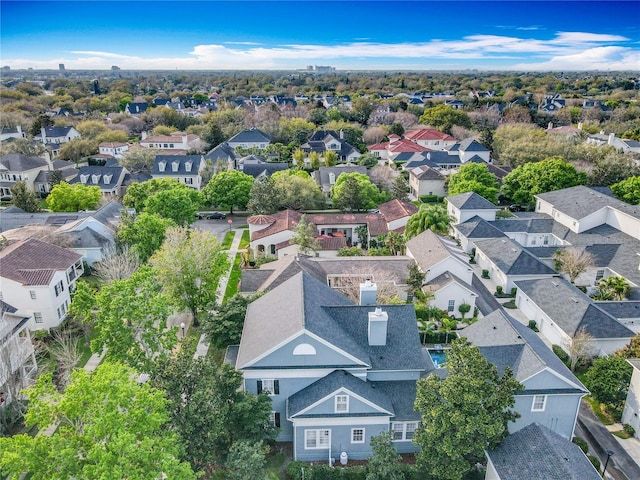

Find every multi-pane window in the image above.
[351,428,365,443]
[391,422,418,441]
[33,312,43,323]
[269,412,281,428]
[532,395,547,412]
[54,280,64,297]
[595,270,605,283]
[258,379,279,395]
[447,300,455,312]
[30,291,36,299]
[335,394,349,413]
[305,429,330,449]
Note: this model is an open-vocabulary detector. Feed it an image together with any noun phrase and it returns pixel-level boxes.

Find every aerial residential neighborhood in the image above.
[1,1,640,479]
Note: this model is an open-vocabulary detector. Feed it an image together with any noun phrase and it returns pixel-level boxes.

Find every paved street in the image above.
[193,214,247,242]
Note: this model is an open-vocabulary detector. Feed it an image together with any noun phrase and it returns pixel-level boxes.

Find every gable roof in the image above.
[404,128,455,142]
[228,128,271,144]
[0,238,82,285]
[406,229,469,271]
[0,153,48,171]
[237,271,427,373]
[458,138,489,152]
[447,191,498,210]
[314,165,367,186]
[410,165,444,181]
[515,277,635,339]
[205,142,237,162]
[39,126,78,138]
[462,310,586,391]
[454,216,506,239]
[487,423,601,480]
[242,162,289,178]
[474,238,556,275]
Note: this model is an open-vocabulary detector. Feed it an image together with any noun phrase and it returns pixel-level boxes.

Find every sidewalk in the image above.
[193,228,244,359]
[605,423,640,470]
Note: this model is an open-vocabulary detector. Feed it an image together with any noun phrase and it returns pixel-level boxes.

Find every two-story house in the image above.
[404,128,457,150]
[0,238,83,330]
[151,155,206,190]
[98,141,129,159]
[229,272,430,461]
[300,130,361,164]
[70,165,128,198]
[34,126,80,145]
[227,128,271,151]
[0,153,49,194]
[140,132,202,154]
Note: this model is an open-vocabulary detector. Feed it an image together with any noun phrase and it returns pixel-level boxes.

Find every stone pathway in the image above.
[193,228,244,359]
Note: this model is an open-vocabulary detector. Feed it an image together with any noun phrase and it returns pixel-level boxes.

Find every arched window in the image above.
[293,343,316,355]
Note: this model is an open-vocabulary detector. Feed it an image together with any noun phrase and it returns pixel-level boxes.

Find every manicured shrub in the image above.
[572,437,588,454]
[587,455,600,471]
[624,423,636,436]
[552,345,571,366]
[527,320,539,332]
[481,269,490,279]
[496,286,503,295]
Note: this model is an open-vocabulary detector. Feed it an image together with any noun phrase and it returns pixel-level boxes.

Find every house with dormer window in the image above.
[151,155,206,190]
[228,272,430,461]
[69,165,128,197]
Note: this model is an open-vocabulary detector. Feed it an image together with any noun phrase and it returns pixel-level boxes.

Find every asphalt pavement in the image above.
[193,214,247,241]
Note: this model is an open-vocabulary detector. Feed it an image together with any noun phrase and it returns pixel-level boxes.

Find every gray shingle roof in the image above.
[406,229,470,271]
[458,138,489,152]
[536,185,640,221]
[596,301,640,319]
[515,278,635,339]
[205,142,237,162]
[491,218,555,234]
[474,238,557,275]
[151,155,203,176]
[228,128,271,144]
[69,166,125,190]
[454,216,505,239]
[314,165,367,187]
[242,162,289,178]
[0,153,48,171]
[447,191,498,210]
[487,423,601,480]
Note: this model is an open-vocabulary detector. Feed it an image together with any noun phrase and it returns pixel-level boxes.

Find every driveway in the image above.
[193,215,247,242]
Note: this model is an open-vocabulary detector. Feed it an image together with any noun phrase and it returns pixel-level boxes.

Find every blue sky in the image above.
[1,1,639,70]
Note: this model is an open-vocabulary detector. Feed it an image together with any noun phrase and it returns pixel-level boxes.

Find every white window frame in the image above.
[532,395,547,412]
[335,394,349,413]
[447,300,455,312]
[34,312,43,323]
[261,379,275,395]
[54,280,64,297]
[351,428,365,444]
[305,429,331,449]
[391,421,418,441]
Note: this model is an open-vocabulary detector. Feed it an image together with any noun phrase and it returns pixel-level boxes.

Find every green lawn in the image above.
[223,252,243,302]
[221,230,235,250]
[240,229,250,249]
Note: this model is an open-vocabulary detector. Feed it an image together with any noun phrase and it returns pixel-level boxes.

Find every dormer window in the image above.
[185,161,192,172]
[80,174,89,184]
[171,162,179,172]
[335,394,349,413]
[91,174,101,184]
[158,162,166,172]
[103,174,112,184]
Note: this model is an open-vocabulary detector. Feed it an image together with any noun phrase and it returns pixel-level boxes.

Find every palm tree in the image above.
[405,204,451,239]
[595,276,631,301]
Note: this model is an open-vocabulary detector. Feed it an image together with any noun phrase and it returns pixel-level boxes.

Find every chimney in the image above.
[360,280,377,305]
[40,127,46,143]
[368,307,388,346]
[17,125,23,137]
[340,129,344,140]
[608,132,615,145]
[141,131,147,140]
[547,122,553,130]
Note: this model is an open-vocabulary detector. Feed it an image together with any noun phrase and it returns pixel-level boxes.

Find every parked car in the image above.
[207,212,227,219]
[195,212,205,220]
[508,204,525,212]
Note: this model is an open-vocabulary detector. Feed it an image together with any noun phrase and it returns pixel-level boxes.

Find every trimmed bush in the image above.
[422,331,458,344]
[420,194,438,203]
[572,437,588,454]
[481,269,490,279]
[496,286,503,295]
[624,423,636,436]
[510,287,517,297]
[527,320,539,332]
[552,345,571,366]
[587,455,600,472]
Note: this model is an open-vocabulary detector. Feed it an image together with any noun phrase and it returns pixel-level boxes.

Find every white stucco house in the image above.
[622,359,640,440]
[447,191,499,225]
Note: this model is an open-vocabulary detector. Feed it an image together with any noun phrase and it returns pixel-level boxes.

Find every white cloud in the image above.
[5,31,638,70]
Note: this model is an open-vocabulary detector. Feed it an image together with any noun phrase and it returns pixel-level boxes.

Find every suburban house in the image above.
[485,423,601,480]
[539,94,565,113]
[404,128,456,150]
[0,300,37,409]
[229,272,430,461]
[300,130,361,164]
[98,141,129,159]
[462,310,589,439]
[124,102,148,115]
[247,200,416,257]
[0,238,84,331]
[408,165,446,199]
[0,125,25,142]
[585,132,640,155]
[312,165,368,197]
[447,191,500,225]
[368,138,430,163]
[70,165,128,197]
[514,277,635,356]
[140,131,202,154]
[34,126,81,145]
[406,230,477,317]
[445,138,491,163]
[240,253,412,303]
[473,237,557,292]
[32,159,77,196]
[622,359,640,440]
[237,155,289,178]
[0,153,49,194]
[227,128,271,151]
[205,142,238,168]
[151,155,206,190]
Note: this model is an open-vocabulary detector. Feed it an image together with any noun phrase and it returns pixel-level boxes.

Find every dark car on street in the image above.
[206,212,227,219]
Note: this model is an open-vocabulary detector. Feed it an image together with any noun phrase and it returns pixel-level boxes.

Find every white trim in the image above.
[291,387,393,418]
[391,421,418,442]
[531,394,547,412]
[243,368,368,380]
[351,428,365,444]
[519,367,587,393]
[304,428,331,450]
[335,394,349,413]
[292,416,390,427]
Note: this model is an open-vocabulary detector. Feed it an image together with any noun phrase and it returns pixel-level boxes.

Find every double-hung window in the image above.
[351,428,365,443]
[391,422,418,441]
[335,394,349,413]
[305,429,330,449]
[532,395,547,412]
[54,280,64,297]
[447,300,455,312]
[269,411,281,428]
[257,379,279,395]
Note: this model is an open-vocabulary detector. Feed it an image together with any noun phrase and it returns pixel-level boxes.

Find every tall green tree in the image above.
[9,180,41,212]
[414,338,522,480]
[584,355,633,418]
[0,362,196,480]
[145,188,203,226]
[331,172,382,211]
[117,211,175,261]
[203,170,254,213]
[291,214,320,254]
[391,175,409,201]
[611,176,640,205]
[119,148,157,174]
[419,104,471,134]
[365,432,404,480]
[271,170,324,210]
[501,157,587,206]
[58,138,98,164]
[447,163,499,204]
[123,178,188,212]
[46,181,101,212]
[247,175,278,215]
[150,227,228,327]
[202,293,254,348]
[404,204,450,239]
[225,441,269,480]
[70,266,176,373]
[324,149,338,166]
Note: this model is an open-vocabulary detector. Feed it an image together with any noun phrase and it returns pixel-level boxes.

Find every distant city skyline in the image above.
[1,1,639,71]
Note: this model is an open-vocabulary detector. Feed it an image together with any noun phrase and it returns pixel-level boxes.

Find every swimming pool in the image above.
[428,350,447,368]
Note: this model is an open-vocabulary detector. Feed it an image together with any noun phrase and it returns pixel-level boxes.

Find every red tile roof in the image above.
[0,238,82,285]
[247,214,276,225]
[387,139,431,153]
[378,199,419,222]
[404,128,456,142]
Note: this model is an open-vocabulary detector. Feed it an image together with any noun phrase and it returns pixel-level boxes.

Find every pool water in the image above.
[429,350,447,368]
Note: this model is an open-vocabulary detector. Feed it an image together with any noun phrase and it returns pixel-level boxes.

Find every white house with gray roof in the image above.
[447,191,499,225]
[462,310,589,439]
[151,155,205,190]
[227,128,271,151]
[485,423,601,480]
[515,277,635,356]
[229,271,431,461]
